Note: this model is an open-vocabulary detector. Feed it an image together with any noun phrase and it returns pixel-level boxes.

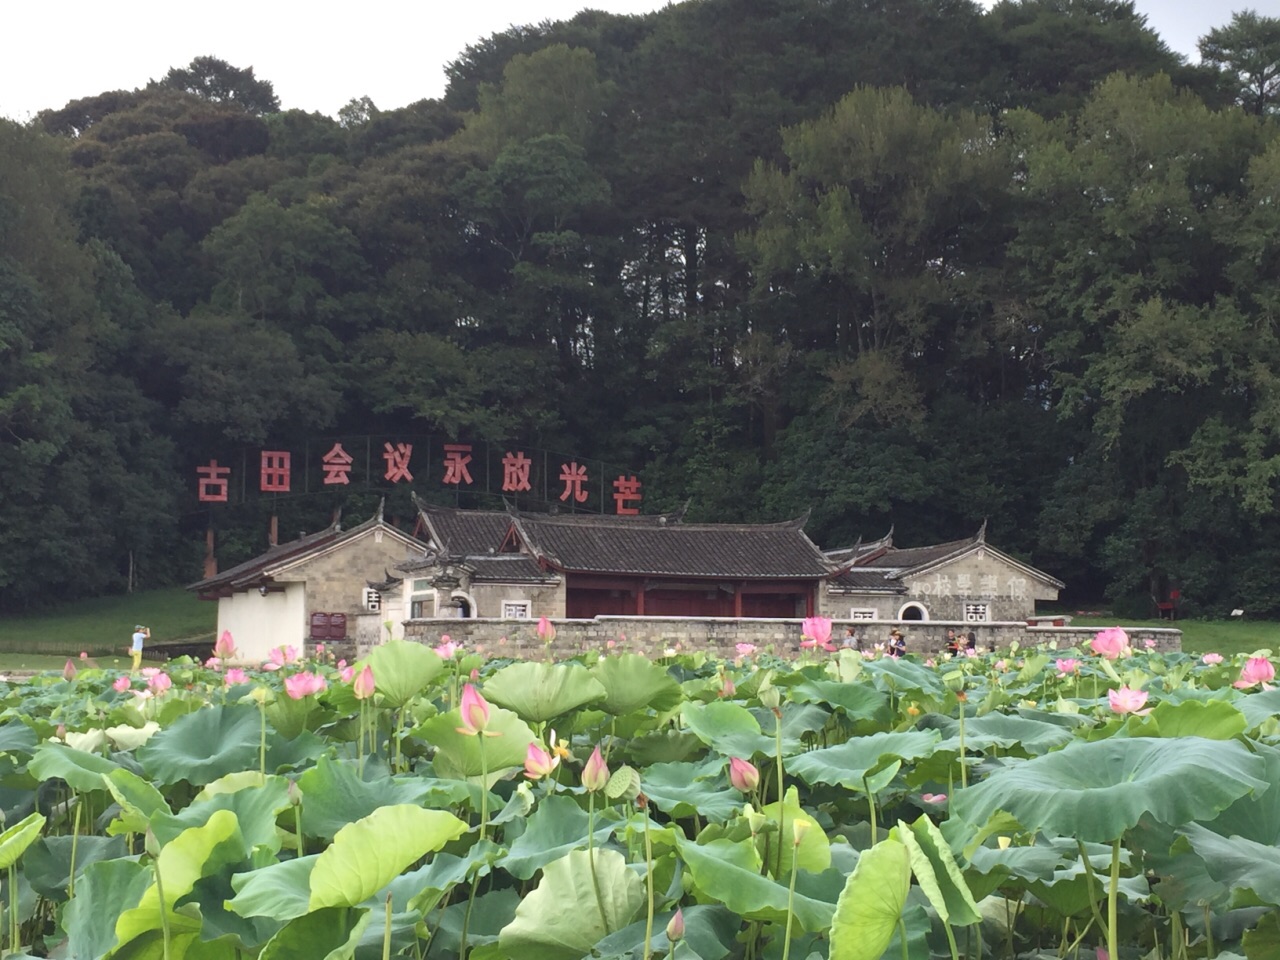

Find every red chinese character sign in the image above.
[260,451,290,492]
[613,475,642,515]
[322,444,353,485]
[502,451,532,492]
[559,462,588,503]
[443,444,473,485]
[383,443,413,483]
[197,461,231,502]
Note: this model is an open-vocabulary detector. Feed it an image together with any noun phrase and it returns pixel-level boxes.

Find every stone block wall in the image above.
[391,616,1181,660]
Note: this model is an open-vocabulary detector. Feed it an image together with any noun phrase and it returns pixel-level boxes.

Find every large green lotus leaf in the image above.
[257,905,371,960]
[591,904,741,960]
[931,714,1075,756]
[28,743,121,792]
[1234,688,1280,732]
[115,809,243,949]
[951,737,1267,843]
[622,729,705,766]
[432,888,521,957]
[228,855,318,921]
[590,654,684,716]
[63,858,153,960]
[1122,699,1247,740]
[476,661,607,723]
[308,804,468,910]
[0,720,37,756]
[24,834,126,901]
[365,641,444,707]
[137,704,264,786]
[681,701,776,759]
[676,836,837,933]
[757,703,833,744]
[265,729,328,773]
[104,768,172,836]
[829,838,912,960]
[265,694,314,741]
[789,679,890,725]
[861,658,948,697]
[787,730,941,791]
[1181,825,1280,908]
[416,705,534,777]
[1245,911,1280,960]
[757,785,832,876]
[502,794,618,881]
[897,816,981,926]
[0,810,45,870]
[297,756,444,840]
[642,759,742,823]
[152,774,290,854]
[498,848,643,960]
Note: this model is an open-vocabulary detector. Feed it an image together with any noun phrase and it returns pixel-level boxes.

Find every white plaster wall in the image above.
[217,584,307,664]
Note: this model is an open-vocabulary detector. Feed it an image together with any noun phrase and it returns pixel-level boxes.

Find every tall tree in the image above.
[153,56,281,115]
[1199,10,1280,115]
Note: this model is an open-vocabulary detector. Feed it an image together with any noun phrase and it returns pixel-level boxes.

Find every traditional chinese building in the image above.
[821,523,1063,624]
[399,499,834,620]
[188,503,427,663]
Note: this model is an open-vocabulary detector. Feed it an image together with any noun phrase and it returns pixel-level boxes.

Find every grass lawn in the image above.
[0,587,215,660]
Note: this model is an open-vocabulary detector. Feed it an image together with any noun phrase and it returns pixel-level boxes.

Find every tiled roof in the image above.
[415,499,511,554]
[854,536,979,571]
[511,514,831,579]
[828,569,905,592]
[468,555,556,583]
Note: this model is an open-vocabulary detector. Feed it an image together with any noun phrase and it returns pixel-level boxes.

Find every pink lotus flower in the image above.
[339,665,355,683]
[337,659,347,669]
[1055,658,1080,676]
[224,668,248,685]
[284,671,326,700]
[1201,652,1224,665]
[801,616,833,647]
[113,676,131,693]
[582,745,609,792]
[924,658,936,667]
[1143,638,1157,650]
[262,661,281,672]
[79,651,88,660]
[537,617,556,642]
[62,659,77,681]
[352,665,375,700]
[434,640,459,659]
[204,657,221,670]
[1234,657,1276,689]
[314,643,325,656]
[735,642,757,656]
[606,639,616,649]
[994,659,1007,672]
[148,672,173,695]
[213,630,237,659]
[921,792,947,804]
[1091,627,1130,660]
[729,757,759,793]
[666,907,685,942]
[1108,685,1148,714]
[719,673,736,698]
[457,683,498,736]
[524,741,559,779]
[141,667,160,678]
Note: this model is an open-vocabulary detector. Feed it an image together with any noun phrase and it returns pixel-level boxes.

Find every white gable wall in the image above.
[216,584,307,664]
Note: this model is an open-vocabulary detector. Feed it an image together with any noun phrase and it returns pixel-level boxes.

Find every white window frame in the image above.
[363,587,381,612]
[848,608,878,620]
[502,600,532,619]
[896,601,929,620]
[964,602,990,623]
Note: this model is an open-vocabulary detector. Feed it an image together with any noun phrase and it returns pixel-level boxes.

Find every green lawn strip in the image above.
[0,588,215,658]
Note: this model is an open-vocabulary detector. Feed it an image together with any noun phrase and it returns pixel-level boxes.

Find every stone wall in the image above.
[391,616,1181,660]
[285,530,421,624]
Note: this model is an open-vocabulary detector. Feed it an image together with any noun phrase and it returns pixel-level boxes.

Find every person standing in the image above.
[130,624,149,673]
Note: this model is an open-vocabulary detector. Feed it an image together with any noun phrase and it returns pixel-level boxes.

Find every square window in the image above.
[502,601,531,619]
[412,578,431,592]
[410,597,434,619]
[849,608,878,620]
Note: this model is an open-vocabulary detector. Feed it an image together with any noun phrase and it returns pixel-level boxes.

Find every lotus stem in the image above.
[643,803,655,960]
[294,804,305,858]
[587,791,612,935]
[1107,837,1120,960]
[943,922,960,960]
[258,698,267,777]
[899,917,909,960]
[357,700,365,776]
[477,735,489,841]
[459,872,480,960]
[1204,904,1215,959]
[781,834,800,960]
[69,794,81,898]
[383,892,393,960]
[8,863,17,953]
[773,717,785,876]
[1076,840,1109,941]
[957,697,968,790]
[863,776,877,844]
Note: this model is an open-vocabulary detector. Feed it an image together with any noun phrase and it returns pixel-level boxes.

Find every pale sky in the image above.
[2,0,1277,123]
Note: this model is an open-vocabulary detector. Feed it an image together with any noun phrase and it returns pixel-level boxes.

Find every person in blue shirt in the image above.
[130,624,149,673]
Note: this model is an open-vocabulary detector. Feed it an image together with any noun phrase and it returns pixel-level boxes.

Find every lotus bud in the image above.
[456,683,491,736]
[288,780,302,807]
[728,757,759,793]
[582,745,610,793]
[791,818,811,846]
[63,659,77,682]
[144,826,161,858]
[352,665,375,700]
[744,807,768,835]
[666,907,685,942]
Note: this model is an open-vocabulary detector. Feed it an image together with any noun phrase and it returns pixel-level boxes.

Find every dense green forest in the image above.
[3,0,1279,616]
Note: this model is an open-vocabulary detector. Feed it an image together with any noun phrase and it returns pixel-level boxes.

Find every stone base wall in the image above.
[394,617,1181,660]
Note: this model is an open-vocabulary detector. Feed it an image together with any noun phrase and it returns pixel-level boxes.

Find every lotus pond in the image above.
[1,631,1279,960]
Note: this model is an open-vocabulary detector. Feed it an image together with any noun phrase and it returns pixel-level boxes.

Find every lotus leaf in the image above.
[787,730,941,791]
[257,905,371,960]
[829,837,912,960]
[503,793,618,880]
[591,653,683,715]
[0,810,46,870]
[498,849,643,960]
[365,640,444,707]
[137,704,266,786]
[681,701,777,759]
[416,703,535,777]
[296,756,449,839]
[952,736,1268,842]
[28,743,121,792]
